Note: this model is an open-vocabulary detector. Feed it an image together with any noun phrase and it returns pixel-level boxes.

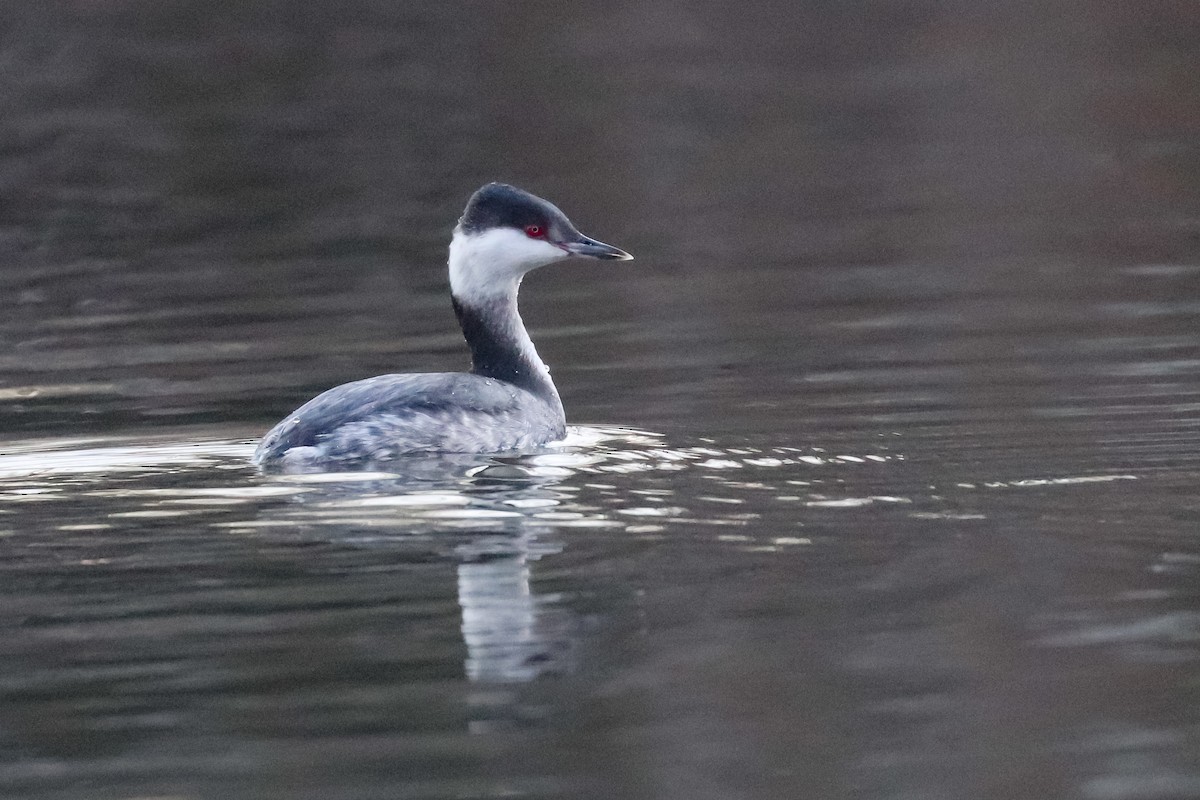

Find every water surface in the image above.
[1,2,1199,799]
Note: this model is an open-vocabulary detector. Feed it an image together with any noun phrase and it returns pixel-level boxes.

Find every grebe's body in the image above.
[253,183,631,468]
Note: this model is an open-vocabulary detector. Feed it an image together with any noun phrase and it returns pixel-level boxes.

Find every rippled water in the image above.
[2,2,1200,799]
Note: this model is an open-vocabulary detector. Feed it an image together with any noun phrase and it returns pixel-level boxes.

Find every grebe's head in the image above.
[449,183,632,304]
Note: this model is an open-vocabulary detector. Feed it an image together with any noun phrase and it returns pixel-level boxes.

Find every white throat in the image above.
[448,227,566,305]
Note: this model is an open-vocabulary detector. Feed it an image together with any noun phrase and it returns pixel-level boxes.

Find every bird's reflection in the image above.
[457,531,574,682]
[267,453,589,687]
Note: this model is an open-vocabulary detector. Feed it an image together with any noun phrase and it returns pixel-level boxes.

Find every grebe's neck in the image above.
[448,227,565,406]
[451,287,561,405]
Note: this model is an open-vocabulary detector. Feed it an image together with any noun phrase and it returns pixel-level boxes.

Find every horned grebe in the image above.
[253,183,632,468]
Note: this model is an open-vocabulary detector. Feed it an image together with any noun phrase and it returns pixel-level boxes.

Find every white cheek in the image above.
[449,228,565,300]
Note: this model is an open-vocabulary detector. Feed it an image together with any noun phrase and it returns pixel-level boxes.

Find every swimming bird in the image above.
[253,183,632,468]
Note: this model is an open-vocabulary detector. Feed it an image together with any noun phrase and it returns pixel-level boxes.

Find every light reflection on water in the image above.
[0,425,902,691]
[0,421,1197,798]
[0,428,1180,676]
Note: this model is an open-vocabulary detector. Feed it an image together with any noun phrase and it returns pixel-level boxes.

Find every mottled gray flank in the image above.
[252,373,566,467]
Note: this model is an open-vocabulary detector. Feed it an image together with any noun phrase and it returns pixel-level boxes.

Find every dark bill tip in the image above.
[564,235,633,261]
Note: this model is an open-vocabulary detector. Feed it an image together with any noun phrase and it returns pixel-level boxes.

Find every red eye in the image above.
[525,224,545,238]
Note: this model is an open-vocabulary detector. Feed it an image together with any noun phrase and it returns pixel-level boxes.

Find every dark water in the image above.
[2,2,1200,798]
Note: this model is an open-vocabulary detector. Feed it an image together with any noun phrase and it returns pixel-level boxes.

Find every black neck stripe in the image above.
[451,295,553,398]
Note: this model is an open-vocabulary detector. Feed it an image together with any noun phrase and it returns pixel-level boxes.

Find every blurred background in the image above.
[1,1,1199,799]
[1,0,1196,445]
